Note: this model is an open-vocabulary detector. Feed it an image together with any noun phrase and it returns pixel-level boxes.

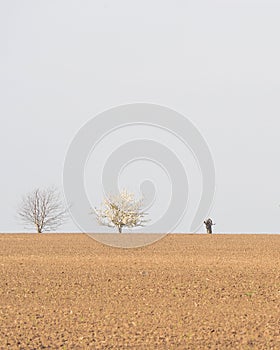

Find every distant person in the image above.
[204,218,215,234]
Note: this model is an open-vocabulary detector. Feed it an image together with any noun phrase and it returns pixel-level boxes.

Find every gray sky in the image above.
[1,0,280,233]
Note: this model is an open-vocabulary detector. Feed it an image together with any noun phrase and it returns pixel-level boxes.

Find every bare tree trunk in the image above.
[118,226,122,233]
[207,226,212,234]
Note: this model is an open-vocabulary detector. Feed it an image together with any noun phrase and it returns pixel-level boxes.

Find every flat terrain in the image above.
[0,234,279,349]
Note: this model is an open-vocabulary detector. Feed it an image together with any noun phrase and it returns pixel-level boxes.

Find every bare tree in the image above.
[93,189,148,233]
[18,187,68,233]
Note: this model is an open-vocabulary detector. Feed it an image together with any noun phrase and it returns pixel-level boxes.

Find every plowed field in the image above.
[0,234,279,349]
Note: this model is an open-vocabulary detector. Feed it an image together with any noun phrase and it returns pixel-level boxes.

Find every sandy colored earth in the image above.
[0,233,279,349]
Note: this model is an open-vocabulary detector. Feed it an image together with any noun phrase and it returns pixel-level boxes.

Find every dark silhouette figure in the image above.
[204,218,215,234]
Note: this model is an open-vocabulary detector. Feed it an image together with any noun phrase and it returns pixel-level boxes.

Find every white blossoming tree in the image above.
[94,190,148,233]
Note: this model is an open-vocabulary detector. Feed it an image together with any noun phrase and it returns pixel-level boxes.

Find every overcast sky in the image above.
[1,0,280,233]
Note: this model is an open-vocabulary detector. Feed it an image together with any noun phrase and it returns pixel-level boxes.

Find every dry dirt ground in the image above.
[0,234,279,349]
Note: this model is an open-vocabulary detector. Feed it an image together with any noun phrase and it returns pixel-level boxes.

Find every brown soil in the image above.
[0,234,279,349]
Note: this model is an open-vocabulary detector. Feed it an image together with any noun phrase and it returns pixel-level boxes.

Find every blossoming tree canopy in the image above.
[94,190,148,233]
